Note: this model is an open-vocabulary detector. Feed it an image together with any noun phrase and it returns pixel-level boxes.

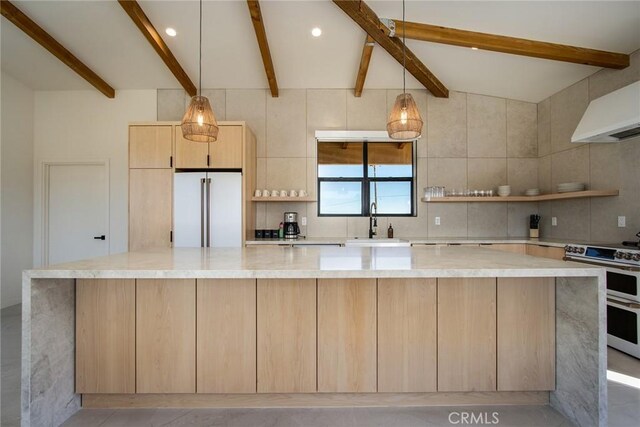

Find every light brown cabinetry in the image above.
[209,125,243,169]
[437,278,497,392]
[526,244,565,260]
[175,125,243,169]
[128,169,172,251]
[76,279,135,394]
[136,279,196,393]
[482,244,526,254]
[129,125,173,169]
[257,279,316,393]
[129,122,255,250]
[318,279,377,392]
[497,278,555,391]
[378,278,437,392]
[197,279,256,393]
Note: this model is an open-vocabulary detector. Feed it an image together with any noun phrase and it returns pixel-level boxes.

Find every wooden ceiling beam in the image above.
[247,0,279,97]
[1,0,115,98]
[118,0,197,97]
[388,20,630,69]
[333,0,448,98]
[354,35,375,97]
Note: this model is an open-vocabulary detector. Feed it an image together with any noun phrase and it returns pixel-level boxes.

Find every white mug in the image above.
[263,189,271,197]
[281,190,288,197]
[299,190,308,197]
[290,190,298,197]
[254,189,262,197]
[272,190,280,197]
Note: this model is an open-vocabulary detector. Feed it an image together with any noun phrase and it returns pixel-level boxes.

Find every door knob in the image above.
[93,235,106,240]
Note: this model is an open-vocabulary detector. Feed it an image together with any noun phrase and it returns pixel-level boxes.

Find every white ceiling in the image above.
[1,0,639,102]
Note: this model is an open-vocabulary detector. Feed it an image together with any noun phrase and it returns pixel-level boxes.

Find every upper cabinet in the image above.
[175,124,243,169]
[210,125,243,169]
[129,125,173,169]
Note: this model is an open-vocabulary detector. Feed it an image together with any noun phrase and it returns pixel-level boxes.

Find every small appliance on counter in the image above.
[529,214,541,238]
[283,212,300,240]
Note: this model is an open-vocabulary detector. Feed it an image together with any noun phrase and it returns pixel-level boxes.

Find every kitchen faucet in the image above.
[369,202,377,239]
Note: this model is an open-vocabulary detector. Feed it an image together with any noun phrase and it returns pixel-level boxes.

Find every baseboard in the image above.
[82,391,549,409]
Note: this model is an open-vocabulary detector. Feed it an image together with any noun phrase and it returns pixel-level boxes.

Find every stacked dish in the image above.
[525,188,540,196]
[497,185,511,197]
[557,182,585,193]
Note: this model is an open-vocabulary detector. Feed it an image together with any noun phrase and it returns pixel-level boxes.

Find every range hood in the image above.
[572,81,640,143]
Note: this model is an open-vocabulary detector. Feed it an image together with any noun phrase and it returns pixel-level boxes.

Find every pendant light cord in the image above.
[402,0,406,97]
[199,0,202,96]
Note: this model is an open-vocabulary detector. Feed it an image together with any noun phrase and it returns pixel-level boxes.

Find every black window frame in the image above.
[317,141,416,217]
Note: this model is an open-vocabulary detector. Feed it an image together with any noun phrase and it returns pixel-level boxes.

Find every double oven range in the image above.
[564,238,640,359]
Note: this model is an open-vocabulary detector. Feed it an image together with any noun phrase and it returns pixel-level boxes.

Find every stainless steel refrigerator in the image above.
[173,172,242,247]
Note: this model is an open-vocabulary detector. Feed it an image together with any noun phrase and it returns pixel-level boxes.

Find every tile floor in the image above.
[2,304,639,427]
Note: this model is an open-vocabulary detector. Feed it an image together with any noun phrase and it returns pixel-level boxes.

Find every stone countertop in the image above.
[246,236,594,248]
[25,246,602,280]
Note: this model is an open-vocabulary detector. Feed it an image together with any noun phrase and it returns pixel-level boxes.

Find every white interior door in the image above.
[46,163,108,265]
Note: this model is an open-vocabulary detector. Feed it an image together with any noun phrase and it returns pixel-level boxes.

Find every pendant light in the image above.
[181,0,218,142]
[387,0,423,140]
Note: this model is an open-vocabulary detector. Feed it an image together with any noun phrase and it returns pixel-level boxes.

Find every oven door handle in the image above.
[607,298,640,309]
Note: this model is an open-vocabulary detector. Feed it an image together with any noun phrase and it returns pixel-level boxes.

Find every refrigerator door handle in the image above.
[200,178,205,247]
[206,178,212,247]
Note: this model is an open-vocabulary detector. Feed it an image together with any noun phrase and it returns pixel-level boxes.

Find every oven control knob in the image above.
[564,245,571,252]
[577,247,585,254]
[624,252,633,260]
[615,251,623,259]
[632,254,640,261]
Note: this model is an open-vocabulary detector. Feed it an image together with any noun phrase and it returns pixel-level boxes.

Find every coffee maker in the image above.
[284,212,300,240]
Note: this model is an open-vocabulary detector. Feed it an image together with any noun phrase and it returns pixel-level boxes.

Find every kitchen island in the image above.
[22,246,606,427]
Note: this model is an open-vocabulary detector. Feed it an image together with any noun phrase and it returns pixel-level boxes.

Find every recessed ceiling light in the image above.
[471,47,478,50]
[165,27,177,37]
[311,27,322,37]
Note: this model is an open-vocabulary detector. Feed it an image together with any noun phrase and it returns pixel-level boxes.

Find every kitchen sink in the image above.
[344,238,411,247]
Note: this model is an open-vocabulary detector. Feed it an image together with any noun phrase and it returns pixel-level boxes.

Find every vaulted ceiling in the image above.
[2,0,639,102]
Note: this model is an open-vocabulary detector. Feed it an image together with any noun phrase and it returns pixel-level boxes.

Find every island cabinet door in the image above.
[76,279,135,394]
[378,278,437,392]
[197,279,257,393]
[437,278,497,392]
[318,279,377,393]
[136,279,196,393]
[257,279,316,393]
[497,278,555,391]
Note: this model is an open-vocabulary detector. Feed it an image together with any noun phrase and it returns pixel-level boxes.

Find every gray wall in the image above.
[537,49,640,242]
[1,72,34,308]
[159,88,539,238]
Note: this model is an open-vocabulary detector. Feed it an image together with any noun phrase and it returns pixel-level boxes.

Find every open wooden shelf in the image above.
[421,190,619,203]
[252,196,317,202]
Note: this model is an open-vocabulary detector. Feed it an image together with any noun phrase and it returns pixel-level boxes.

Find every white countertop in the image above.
[25,246,602,280]
[245,237,584,247]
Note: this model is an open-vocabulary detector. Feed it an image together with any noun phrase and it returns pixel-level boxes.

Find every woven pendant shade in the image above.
[387,93,423,140]
[181,95,218,142]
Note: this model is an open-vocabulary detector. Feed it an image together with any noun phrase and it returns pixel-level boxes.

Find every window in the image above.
[317,141,415,216]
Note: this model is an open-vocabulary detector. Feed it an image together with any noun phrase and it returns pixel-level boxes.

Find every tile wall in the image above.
[537,49,640,242]
[158,88,540,238]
